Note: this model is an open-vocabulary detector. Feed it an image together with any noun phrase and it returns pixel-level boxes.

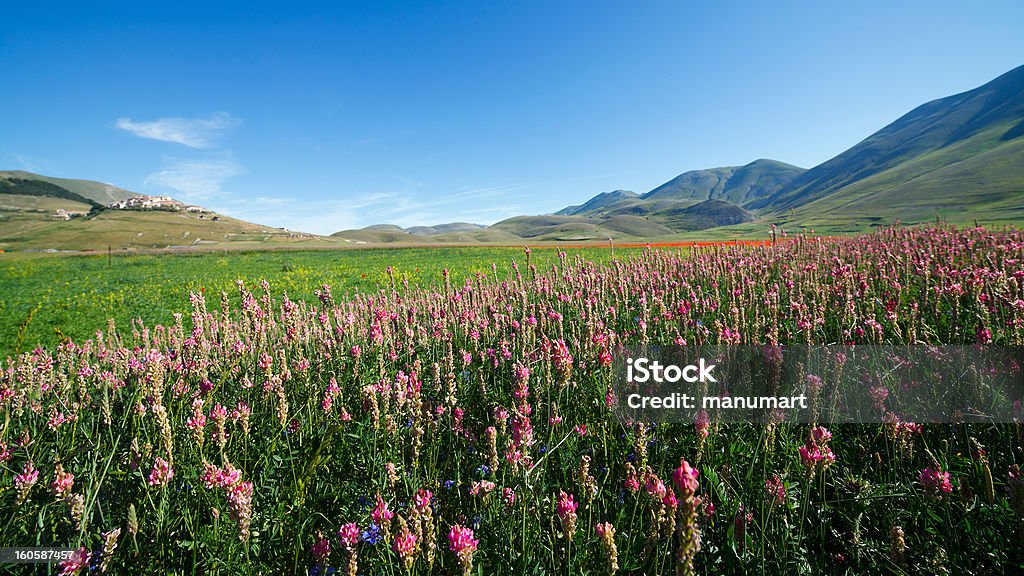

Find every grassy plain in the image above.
[0,245,645,358]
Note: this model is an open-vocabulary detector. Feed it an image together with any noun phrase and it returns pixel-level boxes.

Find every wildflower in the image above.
[624,462,640,493]
[99,527,121,573]
[555,490,579,541]
[186,398,207,446]
[338,523,360,548]
[227,481,254,541]
[919,465,953,498]
[503,487,516,507]
[57,547,90,575]
[644,471,667,499]
[361,524,383,546]
[798,442,836,476]
[551,339,574,382]
[448,524,478,576]
[868,386,888,412]
[485,426,499,473]
[15,460,39,504]
[594,522,619,575]
[765,474,785,507]
[694,409,710,438]
[414,488,433,510]
[371,494,395,527]
[312,532,331,567]
[577,455,598,502]
[211,403,229,450]
[337,522,360,576]
[672,459,700,497]
[733,505,753,550]
[890,525,906,565]
[386,462,399,486]
[470,480,495,497]
[513,362,530,388]
[810,426,832,444]
[672,458,702,576]
[51,463,75,498]
[392,518,418,569]
[66,493,85,527]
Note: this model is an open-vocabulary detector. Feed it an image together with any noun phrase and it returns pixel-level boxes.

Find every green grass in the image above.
[0,245,646,358]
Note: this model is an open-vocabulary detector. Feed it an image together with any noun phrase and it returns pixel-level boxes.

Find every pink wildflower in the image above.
[338,522,360,548]
[555,490,579,540]
[448,524,478,575]
[371,494,394,526]
[672,458,700,497]
[15,460,39,504]
[148,456,174,487]
[919,465,953,498]
[51,464,74,498]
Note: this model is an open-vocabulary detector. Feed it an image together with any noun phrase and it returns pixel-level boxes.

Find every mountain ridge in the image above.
[0,170,140,205]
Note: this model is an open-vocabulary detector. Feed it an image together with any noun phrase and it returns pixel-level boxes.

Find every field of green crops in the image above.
[0,246,639,359]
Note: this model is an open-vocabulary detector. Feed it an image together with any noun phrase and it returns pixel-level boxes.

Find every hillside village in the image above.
[108,195,207,213]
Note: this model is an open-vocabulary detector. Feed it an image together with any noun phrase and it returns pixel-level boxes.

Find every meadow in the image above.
[0,226,1023,575]
[0,246,640,359]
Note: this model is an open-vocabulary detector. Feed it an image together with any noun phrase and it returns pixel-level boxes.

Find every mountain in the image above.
[752,64,1024,220]
[0,170,139,205]
[556,190,638,216]
[406,222,486,236]
[643,167,735,202]
[490,214,675,240]
[331,223,515,244]
[531,159,796,238]
[643,159,805,205]
[654,199,756,231]
[540,66,1024,236]
[0,177,103,209]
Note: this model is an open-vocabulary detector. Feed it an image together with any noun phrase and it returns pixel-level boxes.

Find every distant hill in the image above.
[489,214,646,241]
[643,159,805,205]
[655,199,756,231]
[556,190,638,216]
[752,64,1024,224]
[0,177,103,209]
[405,222,486,236]
[0,170,139,205]
[0,171,337,251]
[540,159,802,236]
[331,223,512,244]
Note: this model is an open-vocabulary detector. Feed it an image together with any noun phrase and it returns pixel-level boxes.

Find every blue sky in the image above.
[2,1,1022,234]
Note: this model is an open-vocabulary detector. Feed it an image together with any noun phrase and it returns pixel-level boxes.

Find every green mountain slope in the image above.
[0,170,139,205]
[753,64,1024,214]
[643,159,805,205]
[643,166,736,202]
[556,190,638,216]
[0,177,103,209]
[779,129,1024,232]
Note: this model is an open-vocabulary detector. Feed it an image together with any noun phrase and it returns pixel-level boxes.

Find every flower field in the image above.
[1,225,1023,574]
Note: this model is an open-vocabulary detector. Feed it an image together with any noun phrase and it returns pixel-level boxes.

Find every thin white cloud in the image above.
[436,184,524,203]
[115,112,241,148]
[144,156,245,200]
